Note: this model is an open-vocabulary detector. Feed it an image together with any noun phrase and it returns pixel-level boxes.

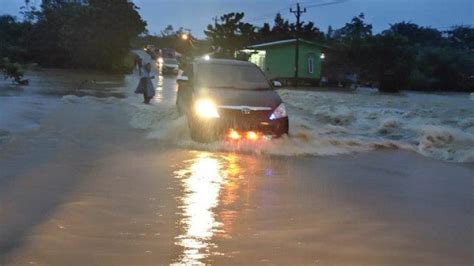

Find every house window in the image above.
[308,56,314,74]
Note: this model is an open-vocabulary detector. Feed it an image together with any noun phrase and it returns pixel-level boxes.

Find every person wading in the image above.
[134,55,143,75]
[135,63,155,104]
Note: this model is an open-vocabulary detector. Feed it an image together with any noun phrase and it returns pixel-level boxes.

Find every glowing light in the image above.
[194,98,219,118]
[181,34,189,40]
[320,53,326,59]
[228,130,241,140]
[203,55,211,60]
[172,152,264,264]
[158,57,164,64]
[269,103,287,120]
[246,131,259,141]
[173,153,223,264]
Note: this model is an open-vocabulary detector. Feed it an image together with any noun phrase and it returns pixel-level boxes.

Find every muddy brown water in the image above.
[0,66,473,265]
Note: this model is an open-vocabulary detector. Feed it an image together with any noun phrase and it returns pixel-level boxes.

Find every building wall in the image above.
[263,43,322,80]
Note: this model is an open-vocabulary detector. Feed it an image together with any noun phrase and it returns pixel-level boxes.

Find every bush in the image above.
[0,57,26,84]
[368,34,416,92]
[115,52,137,74]
[411,47,474,91]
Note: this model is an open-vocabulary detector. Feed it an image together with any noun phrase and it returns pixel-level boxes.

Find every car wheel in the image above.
[188,116,216,143]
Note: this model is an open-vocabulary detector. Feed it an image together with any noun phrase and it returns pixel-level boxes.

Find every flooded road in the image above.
[0,58,473,265]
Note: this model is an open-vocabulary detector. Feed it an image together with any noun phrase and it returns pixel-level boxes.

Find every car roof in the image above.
[194,58,255,66]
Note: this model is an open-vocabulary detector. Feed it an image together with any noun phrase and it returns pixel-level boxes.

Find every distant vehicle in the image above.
[176,58,288,142]
[144,45,158,60]
[145,45,155,51]
[161,48,176,59]
[162,58,179,75]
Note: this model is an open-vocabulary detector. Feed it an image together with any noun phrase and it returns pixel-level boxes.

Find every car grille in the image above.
[218,108,273,130]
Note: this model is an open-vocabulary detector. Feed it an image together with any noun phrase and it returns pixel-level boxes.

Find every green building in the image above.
[241,39,326,82]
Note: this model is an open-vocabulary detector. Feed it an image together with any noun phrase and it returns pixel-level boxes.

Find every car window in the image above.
[196,64,270,90]
[165,59,179,64]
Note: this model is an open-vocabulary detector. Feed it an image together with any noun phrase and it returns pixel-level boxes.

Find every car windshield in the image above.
[196,63,270,90]
[164,59,178,64]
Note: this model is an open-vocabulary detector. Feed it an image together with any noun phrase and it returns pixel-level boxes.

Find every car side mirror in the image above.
[272,80,282,87]
[177,75,188,84]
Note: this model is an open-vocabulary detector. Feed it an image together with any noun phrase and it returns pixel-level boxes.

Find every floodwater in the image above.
[0,56,473,265]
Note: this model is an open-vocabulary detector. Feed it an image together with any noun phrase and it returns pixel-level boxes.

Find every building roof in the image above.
[247,39,329,49]
[194,58,254,66]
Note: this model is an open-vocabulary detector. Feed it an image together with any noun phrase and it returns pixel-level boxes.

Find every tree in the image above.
[255,13,325,44]
[386,22,442,46]
[255,22,272,43]
[0,15,30,62]
[411,47,474,91]
[368,33,416,92]
[25,0,146,72]
[271,13,292,40]
[205,12,256,58]
[334,13,372,41]
[161,25,174,37]
[300,21,325,42]
[325,13,373,83]
[446,26,474,51]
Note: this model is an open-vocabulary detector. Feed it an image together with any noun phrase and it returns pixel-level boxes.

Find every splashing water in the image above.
[124,84,473,163]
[52,58,472,164]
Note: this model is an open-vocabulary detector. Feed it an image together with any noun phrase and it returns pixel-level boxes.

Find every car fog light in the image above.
[246,131,259,141]
[228,130,241,140]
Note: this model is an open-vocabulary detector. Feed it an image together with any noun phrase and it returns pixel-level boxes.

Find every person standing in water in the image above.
[135,63,155,104]
[134,54,143,75]
[137,56,143,75]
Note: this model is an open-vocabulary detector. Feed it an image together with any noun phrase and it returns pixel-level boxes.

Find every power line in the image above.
[246,7,291,23]
[305,0,348,9]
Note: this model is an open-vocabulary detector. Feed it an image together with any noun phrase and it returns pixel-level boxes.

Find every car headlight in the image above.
[269,103,287,120]
[194,98,220,118]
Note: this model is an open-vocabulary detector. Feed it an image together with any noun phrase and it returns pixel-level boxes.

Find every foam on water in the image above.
[416,125,474,162]
[123,86,473,162]
[61,95,122,104]
[53,55,473,163]
[0,95,60,133]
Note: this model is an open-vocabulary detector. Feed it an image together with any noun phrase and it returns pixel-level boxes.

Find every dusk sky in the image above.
[1,0,473,37]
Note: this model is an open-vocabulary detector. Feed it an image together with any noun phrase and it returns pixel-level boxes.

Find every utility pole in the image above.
[290,3,306,87]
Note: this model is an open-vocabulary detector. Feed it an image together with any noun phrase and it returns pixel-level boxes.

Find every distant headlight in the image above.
[269,103,287,120]
[195,98,220,118]
[158,58,164,64]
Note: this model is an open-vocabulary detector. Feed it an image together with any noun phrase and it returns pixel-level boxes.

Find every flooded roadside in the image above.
[1,63,473,165]
[0,68,126,146]
[0,64,472,265]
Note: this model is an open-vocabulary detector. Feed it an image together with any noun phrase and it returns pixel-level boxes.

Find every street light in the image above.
[181,33,189,41]
[320,53,326,60]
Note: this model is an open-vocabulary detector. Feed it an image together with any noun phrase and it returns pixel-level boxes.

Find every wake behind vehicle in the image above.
[176,58,289,142]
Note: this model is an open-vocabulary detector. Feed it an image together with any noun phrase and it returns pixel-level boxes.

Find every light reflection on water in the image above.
[172,152,250,265]
[153,75,177,104]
